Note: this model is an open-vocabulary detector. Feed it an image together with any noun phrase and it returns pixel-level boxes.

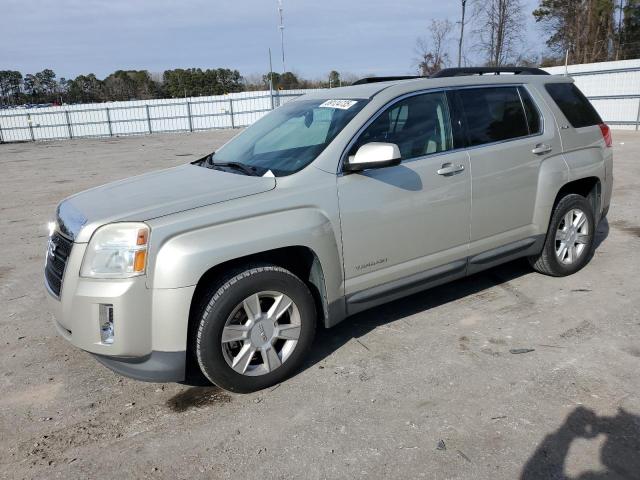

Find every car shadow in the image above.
[301,218,610,374]
[361,164,423,191]
[594,216,609,250]
[302,258,532,371]
[520,406,640,479]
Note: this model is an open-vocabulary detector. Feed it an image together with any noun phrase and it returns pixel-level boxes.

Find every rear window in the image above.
[454,87,530,147]
[545,83,602,128]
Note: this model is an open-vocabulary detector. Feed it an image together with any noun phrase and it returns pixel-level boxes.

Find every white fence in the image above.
[1,60,640,142]
[544,59,640,130]
[0,89,316,142]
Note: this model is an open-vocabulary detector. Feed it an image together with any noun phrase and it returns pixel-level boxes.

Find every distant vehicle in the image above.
[46,67,613,392]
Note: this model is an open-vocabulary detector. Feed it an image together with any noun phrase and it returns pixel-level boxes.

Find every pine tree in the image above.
[534,0,616,64]
[620,0,640,59]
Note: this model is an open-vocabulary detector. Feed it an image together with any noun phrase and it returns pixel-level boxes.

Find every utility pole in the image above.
[278,0,286,73]
[268,48,275,109]
[457,0,467,68]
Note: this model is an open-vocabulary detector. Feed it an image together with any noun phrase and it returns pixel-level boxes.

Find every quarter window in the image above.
[455,87,530,146]
[545,83,602,128]
[352,91,454,161]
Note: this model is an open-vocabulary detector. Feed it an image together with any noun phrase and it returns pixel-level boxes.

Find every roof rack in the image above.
[352,75,423,85]
[431,67,549,78]
[351,67,548,86]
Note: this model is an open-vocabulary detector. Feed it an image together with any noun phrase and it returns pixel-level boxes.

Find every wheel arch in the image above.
[552,176,602,222]
[533,153,603,234]
[188,245,330,329]
[182,245,331,383]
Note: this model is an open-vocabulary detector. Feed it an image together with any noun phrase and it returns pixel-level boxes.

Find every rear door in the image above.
[449,85,561,256]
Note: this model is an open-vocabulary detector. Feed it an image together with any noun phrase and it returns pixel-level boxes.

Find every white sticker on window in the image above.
[319,99,358,110]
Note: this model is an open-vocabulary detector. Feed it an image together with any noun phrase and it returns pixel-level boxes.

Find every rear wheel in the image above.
[194,265,316,393]
[529,194,595,277]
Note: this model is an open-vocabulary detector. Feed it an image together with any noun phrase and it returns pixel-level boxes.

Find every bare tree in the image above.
[475,0,525,66]
[415,19,454,76]
[339,72,361,86]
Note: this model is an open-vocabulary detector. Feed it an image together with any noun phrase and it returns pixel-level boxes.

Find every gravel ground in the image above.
[1,130,639,480]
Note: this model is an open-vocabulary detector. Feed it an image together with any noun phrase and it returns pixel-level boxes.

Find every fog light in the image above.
[99,304,114,345]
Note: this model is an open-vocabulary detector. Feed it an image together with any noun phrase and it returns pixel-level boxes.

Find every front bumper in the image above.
[46,241,195,382]
[92,351,186,383]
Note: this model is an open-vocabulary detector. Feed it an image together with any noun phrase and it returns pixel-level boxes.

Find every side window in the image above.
[455,87,529,146]
[352,91,453,161]
[518,87,542,135]
[545,83,602,128]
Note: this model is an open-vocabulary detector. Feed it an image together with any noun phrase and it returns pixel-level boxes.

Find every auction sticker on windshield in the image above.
[319,99,358,110]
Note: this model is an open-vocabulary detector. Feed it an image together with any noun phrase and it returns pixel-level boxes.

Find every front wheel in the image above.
[529,194,596,277]
[194,265,316,393]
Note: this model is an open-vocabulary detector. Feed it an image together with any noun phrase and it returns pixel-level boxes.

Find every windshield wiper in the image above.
[211,161,262,176]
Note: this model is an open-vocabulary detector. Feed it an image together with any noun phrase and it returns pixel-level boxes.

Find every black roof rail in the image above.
[352,75,424,85]
[431,67,549,78]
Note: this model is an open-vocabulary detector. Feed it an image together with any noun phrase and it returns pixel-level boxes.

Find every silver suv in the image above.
[45,67,613,392]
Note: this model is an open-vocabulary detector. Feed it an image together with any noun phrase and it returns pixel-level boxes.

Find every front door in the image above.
[337,91,471,310]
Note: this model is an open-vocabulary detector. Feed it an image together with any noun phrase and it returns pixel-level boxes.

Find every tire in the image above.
[529,194,596,277]
[194,264,316,393]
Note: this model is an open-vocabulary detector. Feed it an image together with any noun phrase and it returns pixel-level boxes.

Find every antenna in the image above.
[278,0,285,74]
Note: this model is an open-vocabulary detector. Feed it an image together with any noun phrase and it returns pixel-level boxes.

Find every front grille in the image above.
[45,231,73,297]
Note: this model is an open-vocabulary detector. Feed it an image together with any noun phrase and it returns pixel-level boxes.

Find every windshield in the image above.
[211,98,368,176]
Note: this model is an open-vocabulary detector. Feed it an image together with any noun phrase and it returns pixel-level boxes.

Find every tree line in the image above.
[0,67,345,107]
[0,68,245,106]
[417,0,640,75]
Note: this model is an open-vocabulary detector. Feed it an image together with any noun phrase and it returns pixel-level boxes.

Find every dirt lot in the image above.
[1,130,639,480]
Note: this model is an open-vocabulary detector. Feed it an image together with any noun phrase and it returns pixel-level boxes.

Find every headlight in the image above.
[81,223,149,278]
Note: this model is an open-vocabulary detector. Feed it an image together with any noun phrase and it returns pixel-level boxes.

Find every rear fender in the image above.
[532,154,570,233]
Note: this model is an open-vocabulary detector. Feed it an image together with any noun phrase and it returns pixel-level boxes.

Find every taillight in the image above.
[599,123,612,148]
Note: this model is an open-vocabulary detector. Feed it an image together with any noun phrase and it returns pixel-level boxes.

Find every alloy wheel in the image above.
[555,208,590,265]
[220,291,301,376]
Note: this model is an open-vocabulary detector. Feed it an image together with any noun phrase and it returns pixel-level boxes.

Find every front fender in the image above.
[150,208,344,306]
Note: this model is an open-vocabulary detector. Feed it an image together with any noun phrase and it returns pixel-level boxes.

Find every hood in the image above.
[56,164,276,242]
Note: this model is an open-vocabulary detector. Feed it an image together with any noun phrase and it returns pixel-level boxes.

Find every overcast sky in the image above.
[1,0,545,80]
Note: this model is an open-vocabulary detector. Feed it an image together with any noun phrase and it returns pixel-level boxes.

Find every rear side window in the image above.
[545,83,602,128]
[454,87,529,146]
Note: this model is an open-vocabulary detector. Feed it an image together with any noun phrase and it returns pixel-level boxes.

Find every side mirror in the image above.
[344,142,401,172]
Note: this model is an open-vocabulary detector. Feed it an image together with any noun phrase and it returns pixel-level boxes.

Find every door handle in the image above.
[532,143,552,155]
[437,163,465,176]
